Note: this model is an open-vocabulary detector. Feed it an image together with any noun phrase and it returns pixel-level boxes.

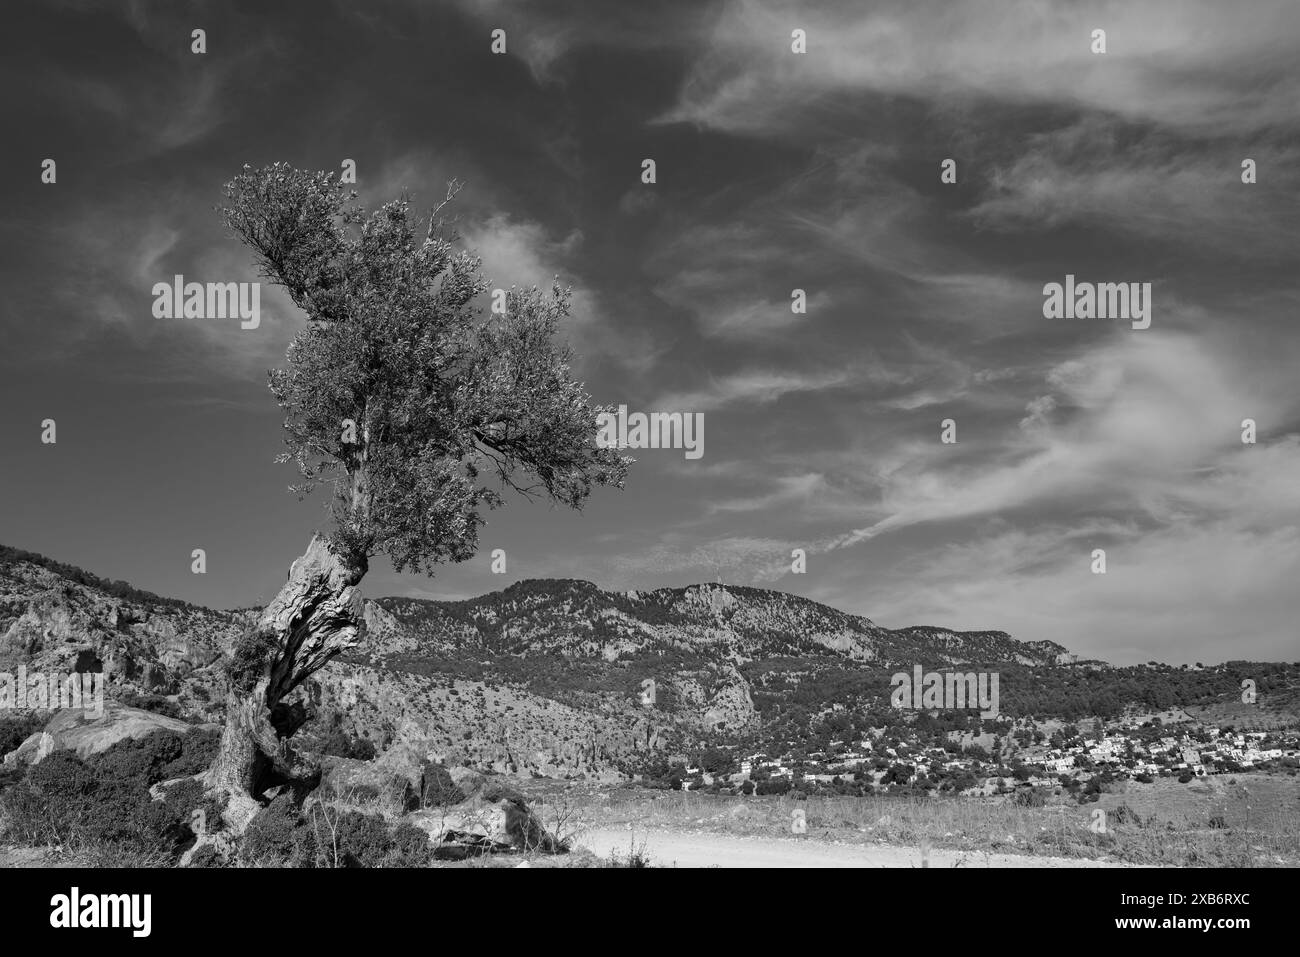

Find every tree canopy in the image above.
[219,163,629,574]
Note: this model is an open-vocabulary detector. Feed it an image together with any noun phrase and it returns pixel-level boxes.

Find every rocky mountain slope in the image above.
[1,544,1072,777]
[366,579,1070,667]
[0,546,240,718]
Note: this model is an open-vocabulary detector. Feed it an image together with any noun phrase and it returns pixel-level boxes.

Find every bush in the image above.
[1014,787,1048,807]
[225,627,279,694]
[0,764,26,791]
[90,733,182,786]
[161,777,225,835]
[89,728,219,785]
[118,691,184,719]
[420,761,465,807]
[83,789,177,848]
[306,809,431,868]
[0,713,47,755]
[1112,804,1140,825]
[0,730,224,860]
[163,728,221,778]
[30,750,98,797]
[6,752,103,845]
[333,811,391,867]
[241,794,317,866]
[387,821,434,867]
[315,727,377,761]
[4,748,188,855]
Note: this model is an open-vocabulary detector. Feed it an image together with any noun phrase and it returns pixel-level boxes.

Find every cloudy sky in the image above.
[2,0,1298,665]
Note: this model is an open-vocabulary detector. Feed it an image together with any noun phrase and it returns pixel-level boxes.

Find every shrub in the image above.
[82,788,177,849]
[386,822,434,867]
[241,794,317,866]
[1112,804,1141,825]
[0,764,26,791]
[119,691,183,719]
[162,728,221,778]
[3,747,192,856]
[1014,787,1048,807]
[29,750,97,797]
[303,806,434,868]
[332,811,392,867]
[89,728,219,786]
[1,779,66,844]
[89,733,183,786]
[161,777,225,835]
[0,713,47,755]
[420,761,465,807]
[315,727,378,761]
[225,627,279,694]
[1,731,226,861]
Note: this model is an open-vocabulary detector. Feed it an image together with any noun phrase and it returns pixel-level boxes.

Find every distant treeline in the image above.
[0,544,210,613]
[746,659,1295,720]
[741,659,1299,756]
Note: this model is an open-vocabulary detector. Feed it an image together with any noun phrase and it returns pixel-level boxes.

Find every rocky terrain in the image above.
[0,548,239,720]
[0,543,1073,779]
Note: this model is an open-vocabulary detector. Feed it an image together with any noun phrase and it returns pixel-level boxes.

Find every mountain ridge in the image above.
[366,577,1072,668]
[0,541,1078,777]
[19,542,1293,782]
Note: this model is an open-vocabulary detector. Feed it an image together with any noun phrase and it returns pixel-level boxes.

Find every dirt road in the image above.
[577,827,1129,868]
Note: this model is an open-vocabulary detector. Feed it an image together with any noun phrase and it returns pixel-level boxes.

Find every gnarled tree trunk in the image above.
[207,534,367,833]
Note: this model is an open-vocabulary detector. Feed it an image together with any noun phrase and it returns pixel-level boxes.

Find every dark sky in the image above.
[2,0,1299,665]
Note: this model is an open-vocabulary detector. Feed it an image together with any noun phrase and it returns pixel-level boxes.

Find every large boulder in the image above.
[3,703,210,765]
[406,782,567,857]
[408,799,512,853]
[448,765,486,797]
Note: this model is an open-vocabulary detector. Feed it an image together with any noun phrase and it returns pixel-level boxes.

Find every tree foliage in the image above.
[219,163,629,572]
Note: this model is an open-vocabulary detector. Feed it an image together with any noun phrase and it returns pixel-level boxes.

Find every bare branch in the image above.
[427,178,466,241]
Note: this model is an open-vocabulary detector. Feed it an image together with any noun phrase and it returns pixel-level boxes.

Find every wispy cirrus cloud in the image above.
[654,366,863,411]
[967,120,1300,259]
[661,0,1300,138]
[828,329,1297,550]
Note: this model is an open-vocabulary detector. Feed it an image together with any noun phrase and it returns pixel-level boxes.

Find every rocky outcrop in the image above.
[0,558,237,722]
[700,664,758,731]
[3,704,214,765]
[406,774,566,858]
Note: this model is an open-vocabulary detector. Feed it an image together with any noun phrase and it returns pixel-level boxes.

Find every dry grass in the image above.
[530,773,1300,867]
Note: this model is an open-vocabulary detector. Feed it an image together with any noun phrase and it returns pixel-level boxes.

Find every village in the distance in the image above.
[692,717,1300,800]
